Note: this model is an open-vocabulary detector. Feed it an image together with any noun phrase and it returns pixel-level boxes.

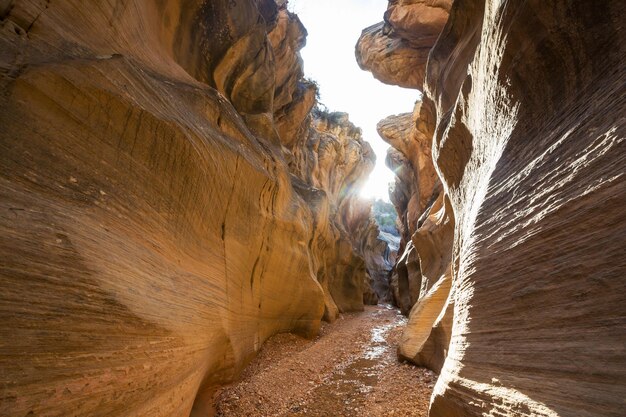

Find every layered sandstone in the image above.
[376,104,451,320]
[356,0,451,90]
[290,109,381,319]
[359,0,626,415]
[0,1,384,416]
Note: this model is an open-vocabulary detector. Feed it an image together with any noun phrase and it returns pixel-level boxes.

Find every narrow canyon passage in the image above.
[215,306,435,417]
[1,0,624,416]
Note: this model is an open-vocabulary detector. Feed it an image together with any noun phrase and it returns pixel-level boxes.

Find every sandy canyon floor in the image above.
[214,306,435,416]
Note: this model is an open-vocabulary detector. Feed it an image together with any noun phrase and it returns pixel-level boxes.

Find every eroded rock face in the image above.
[429,2,626,415]
[397,193,454,370]
[378,103,450,324]
[286,109,385,319]
[361,0,626,415]
[356,0,451,90]
[346,198,398,305]
[0,1,383,415]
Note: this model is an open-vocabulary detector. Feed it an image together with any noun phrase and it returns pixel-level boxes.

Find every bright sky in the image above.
[288,0,420,201]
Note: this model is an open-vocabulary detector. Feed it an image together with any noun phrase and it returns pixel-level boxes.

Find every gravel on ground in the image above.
[214,305,436,417]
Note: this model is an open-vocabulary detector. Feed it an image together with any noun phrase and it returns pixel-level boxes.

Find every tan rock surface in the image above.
[378,103,439,217]
[397,193,454,373]
[0,1,385,415]
[355,0,451,90]
[362,0,626,415]
[428,2,626,415]
[398,270,451,373]
[356,21,429,90]
[359,226,397,305]
[289,109,384,319]
[378,105,449,337]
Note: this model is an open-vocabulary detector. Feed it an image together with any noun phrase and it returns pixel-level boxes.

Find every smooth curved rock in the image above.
[355,0,451,90]
[0,1,385,415]
[398,269,451,372]
[398,194,454,372]
[429,1,626,415]
[378,105,448,323]
[297,109,394,319]
[362,0,626,415]
[379,103,441,244]
[0,50,323,417]
[356,21,429,89]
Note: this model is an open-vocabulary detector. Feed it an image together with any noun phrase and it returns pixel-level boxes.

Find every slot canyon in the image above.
[0,0,624,416]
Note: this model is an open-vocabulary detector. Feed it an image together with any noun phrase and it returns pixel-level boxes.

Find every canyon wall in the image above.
[0,1,386,415]
[358,0,626,416]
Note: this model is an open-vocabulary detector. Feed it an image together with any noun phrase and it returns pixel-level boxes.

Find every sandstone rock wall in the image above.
[359,0,626,415]
[0,1,383,415]
[377,103,449,317]
[290,109,383,319]
[356,0,451,90]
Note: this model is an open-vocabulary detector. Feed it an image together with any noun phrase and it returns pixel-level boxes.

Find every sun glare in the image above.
[289,0,419,201]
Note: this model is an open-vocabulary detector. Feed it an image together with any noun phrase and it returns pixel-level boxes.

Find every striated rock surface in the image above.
[378,103,450,321]
[348,200,398,305]
[427,2,626,415]
[361,0,626,415]
[0,1,385,416]
[368,199,401,303]
[397,193,454,371]
[289,109,381,319]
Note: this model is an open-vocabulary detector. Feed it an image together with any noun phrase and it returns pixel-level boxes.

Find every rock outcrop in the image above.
[0,1,385,416]
[377,104,448,317]
[348,201,398,305]
[376,104,452,320]
[290,109,381,319]
[356,0,451,90]
[359,0,626,416]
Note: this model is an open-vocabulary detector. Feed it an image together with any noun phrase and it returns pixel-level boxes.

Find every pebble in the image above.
[213,306,433,417]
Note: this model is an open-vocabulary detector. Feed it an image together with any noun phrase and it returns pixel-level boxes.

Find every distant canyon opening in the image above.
[0,1,624,417]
